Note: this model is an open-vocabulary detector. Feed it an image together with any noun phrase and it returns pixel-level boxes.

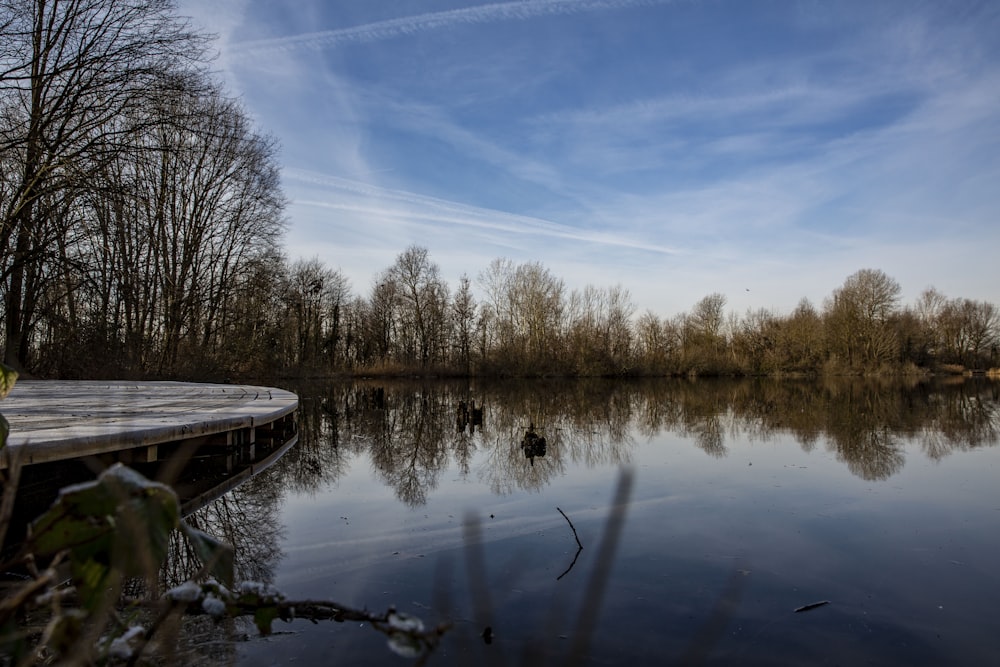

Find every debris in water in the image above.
[794,600,830,613]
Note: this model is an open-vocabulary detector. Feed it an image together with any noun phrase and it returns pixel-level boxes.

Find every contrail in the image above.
[284,168,681,255]
[230,0,673,55]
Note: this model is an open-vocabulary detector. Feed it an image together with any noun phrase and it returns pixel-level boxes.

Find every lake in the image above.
[180,377,1000,666]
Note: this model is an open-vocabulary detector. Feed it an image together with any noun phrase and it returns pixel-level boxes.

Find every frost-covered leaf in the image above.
[385,613,427,658]
[238,581,282,599]
[106,625,145,660]
[387,632,423,658]
[387,611,425,633]
[165,581,202,603]
[204,578,232,599]
[181,523,234,588]
[29,464,180,604]
[202,594,227,617]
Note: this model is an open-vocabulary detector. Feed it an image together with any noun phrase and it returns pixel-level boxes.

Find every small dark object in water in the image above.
[482,626,493,644]
[794,600,830,613]
[521,423,547,466]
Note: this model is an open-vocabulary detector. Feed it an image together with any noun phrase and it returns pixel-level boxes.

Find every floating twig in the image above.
[794,600,830,613]
[556,507,583,550]
[556,507,584,580]
[556,544,583,581]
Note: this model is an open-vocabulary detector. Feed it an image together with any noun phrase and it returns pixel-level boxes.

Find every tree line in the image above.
[264,255,999,378]
[2,2,997,380]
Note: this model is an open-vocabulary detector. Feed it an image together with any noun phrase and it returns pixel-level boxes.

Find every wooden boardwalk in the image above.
[2,380,298,469]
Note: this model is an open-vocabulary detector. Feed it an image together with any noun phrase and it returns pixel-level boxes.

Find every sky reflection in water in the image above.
[224,378,999,666]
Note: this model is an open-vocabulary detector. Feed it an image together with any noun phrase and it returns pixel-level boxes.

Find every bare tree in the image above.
[367,273,400,365]
[565,284,635,374]
[733,307,779,373]
[450,274,477,374]
[682,293,729,373]
[282,258,350,368]
[0,0,208,368]
[780,298,824,371]
[475,258,565,373]
[510,261,565,372]
[477,257,517,359]
[824,269,901,368]
[387,246,448,368]
[938,298,999,368]
[635,310,679,374]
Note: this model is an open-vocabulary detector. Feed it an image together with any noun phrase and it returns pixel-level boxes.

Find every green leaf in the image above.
[253,605,280,636]
[0,363,16,400]
[180,523,235,589]
[30,484,119,560]
[70,558,114,609]
[29,464,181,602]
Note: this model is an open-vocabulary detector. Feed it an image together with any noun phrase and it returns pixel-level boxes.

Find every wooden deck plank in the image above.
[1,380,298,468]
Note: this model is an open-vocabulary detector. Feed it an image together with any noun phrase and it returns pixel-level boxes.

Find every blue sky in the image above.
[180,0,1000,317]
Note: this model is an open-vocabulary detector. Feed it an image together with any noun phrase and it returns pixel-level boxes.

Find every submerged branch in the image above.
[556,507,583,550]
[556,506,584,581]
[556,545,583,582]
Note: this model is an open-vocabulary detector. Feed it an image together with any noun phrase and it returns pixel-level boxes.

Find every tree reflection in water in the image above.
[265,377,1000,505]
[153,471,286,664]
[153,376,996,664]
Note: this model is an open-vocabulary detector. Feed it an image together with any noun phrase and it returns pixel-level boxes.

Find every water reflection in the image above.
[160,473,285,590]
[169,377,998,666]
[272,377,998,505]
[152,376,1000,590]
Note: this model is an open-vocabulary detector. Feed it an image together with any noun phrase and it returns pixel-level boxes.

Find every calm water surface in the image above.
[189,378,999,666]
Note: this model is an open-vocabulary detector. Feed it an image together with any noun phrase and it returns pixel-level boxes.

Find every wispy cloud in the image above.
[186,0,1000,315]
[229,0,673,55]
[283,168,682,256]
